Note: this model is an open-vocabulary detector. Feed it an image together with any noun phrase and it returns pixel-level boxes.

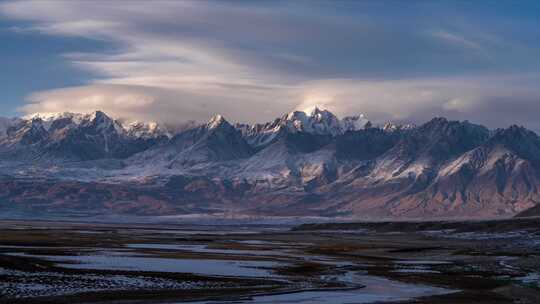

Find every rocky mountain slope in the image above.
[0,108,539,219]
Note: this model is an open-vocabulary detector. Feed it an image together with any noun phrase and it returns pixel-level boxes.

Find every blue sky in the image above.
[0,17,108,116]
[1,0,540,130]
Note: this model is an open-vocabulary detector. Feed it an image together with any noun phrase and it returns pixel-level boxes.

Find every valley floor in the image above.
[0,218,538,303]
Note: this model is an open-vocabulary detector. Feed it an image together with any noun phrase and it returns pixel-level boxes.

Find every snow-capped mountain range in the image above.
[1,108,539,219]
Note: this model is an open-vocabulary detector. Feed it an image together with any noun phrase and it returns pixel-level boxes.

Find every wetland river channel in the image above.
[0,219,539,303]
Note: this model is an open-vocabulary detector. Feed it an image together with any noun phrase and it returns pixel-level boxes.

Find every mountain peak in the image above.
[341,115,370,132]
[505,124,530,134]
[286,110,307,121]
[422,117,449,128]
[87,110,121,132]
[26,112,88,123]
[206,114,228,129]
[124,120,170,139]
[491,124,539,145]
[382,122,416,132]
[90,110,111,122]
[300,105,330,115]
[284,107,371,136]
[308,105,329,116]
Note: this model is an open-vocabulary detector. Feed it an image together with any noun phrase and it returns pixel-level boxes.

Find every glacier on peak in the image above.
[25,111,123,133]
[123,120,171,139]
[21,108,415,145]
[206,114,227,130]
[284,107,371,136]
[2,108,540,219]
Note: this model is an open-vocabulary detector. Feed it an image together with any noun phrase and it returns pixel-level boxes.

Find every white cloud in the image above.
[430,30,485,52]
[19,75,540,132]
[20,84,299,124]
[296,75,540,130]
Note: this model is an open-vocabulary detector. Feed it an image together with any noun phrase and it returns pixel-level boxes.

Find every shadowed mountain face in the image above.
[516,203,540,218]
[0,108,539,219]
